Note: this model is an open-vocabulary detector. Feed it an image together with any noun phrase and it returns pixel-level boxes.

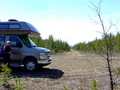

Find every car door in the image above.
[9,36,23,63]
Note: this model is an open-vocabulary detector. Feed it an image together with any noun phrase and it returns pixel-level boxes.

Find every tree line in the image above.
[30,35,70,54]
[73,33,120,54]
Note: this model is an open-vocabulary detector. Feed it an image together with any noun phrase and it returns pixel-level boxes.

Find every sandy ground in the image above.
[1,49,120,90]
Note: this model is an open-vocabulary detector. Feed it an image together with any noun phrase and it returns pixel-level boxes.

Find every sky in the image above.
[0,0,120,45]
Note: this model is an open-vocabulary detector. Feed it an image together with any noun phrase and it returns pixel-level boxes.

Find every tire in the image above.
[24,58,38,71]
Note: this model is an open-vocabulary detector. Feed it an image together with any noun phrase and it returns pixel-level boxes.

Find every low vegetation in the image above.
[91,80,99,90]
[0,63,13,85]
[0,63,25,90]
[73,33,120,54]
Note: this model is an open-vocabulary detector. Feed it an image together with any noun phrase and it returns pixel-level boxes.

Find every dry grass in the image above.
[1,49,120,90]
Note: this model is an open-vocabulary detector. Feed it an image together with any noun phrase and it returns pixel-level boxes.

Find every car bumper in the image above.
[37,58,51,65]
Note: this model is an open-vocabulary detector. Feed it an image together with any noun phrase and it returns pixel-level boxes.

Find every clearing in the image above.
[1,50,120,90]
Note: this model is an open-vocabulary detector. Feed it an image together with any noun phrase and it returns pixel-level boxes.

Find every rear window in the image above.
[0,24,20,29]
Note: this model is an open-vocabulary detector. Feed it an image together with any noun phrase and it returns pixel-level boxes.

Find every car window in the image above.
[19,36,36,47]
[9,36,22,48]
[0,24,20,29]
[0,36,6,46]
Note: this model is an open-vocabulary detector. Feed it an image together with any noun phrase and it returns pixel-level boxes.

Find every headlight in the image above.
[39,52,48,59]
[39,53,45,59]
[39,52,50,59]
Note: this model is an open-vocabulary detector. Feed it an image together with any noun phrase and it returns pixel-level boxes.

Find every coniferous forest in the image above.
[73,33,120,54]
[30,32,120,54]
[30,35,70,54]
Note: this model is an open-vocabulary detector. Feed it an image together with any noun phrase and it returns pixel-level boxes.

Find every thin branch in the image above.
[89,15,101,24]
[96,30,103,35]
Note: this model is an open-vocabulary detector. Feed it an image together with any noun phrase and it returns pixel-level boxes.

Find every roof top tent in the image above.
[0,19,40,37]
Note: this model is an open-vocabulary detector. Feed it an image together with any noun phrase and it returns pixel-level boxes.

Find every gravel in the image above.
[1,50,120,90]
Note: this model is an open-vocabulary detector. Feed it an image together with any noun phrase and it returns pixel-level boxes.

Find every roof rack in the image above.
[8,19,18,22]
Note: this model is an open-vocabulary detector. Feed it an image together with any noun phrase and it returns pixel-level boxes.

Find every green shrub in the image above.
[11,78,26,90]
[0,63,13,84]
[91,79,99,90]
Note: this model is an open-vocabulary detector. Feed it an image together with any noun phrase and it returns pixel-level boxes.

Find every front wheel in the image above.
[24,58,38,71]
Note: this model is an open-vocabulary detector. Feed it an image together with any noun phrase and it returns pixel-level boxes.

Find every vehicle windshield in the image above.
[19,36,37,47]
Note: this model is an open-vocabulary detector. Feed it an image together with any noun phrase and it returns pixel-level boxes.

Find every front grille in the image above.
[47,52,50,58]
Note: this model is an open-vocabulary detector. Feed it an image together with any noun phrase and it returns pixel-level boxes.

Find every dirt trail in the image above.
[50,49,106,74]
[46,50,120,90]
[1,50,120,90]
